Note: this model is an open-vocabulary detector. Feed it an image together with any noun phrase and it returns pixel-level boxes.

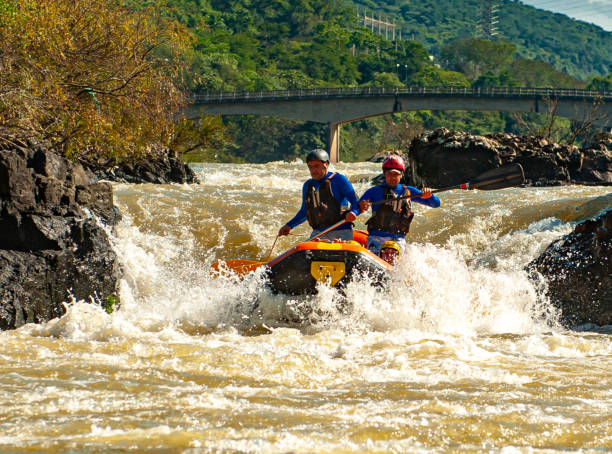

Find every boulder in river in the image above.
[405,128,612,187]
[527,209,612,328]
[87,146,199,184]
[0,141,120,330]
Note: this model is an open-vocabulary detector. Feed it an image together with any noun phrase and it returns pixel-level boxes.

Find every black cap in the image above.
[306,149,330,163]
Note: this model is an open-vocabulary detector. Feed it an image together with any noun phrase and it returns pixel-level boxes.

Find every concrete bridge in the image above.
[184,86,612,162]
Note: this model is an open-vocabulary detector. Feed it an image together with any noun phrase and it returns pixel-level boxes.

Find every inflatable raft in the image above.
[211,230,391,295]
[265,237,391,295]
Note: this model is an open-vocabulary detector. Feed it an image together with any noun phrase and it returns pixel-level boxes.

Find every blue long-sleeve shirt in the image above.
[359,183,440,238]
[286,171,359,231]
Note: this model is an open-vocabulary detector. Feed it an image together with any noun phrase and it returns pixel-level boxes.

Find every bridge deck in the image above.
[193,86,612,104]
[186,86,612,162]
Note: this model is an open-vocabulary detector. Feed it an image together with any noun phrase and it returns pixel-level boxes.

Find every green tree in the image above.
[586,74,612,91]
[508,58,584,88]
[440,38,516,81]
[472,70,519,87]
[367,72,403,87]
[0,0,220,164]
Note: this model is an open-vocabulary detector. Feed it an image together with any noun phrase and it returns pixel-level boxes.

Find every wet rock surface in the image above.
[405,128,612,188]
[527,210,612,328]
[88,147,199,184]
[368,130,612,328]
[0,142,120,330]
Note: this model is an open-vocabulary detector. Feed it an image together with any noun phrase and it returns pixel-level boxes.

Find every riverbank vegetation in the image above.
[1,0,610,164]
[163,0,611,162]
[0,0,226,165]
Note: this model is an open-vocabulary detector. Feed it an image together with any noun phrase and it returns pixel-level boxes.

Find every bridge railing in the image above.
[193,86,612,103]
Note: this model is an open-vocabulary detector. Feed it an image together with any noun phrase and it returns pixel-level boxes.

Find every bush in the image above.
[0,0,202,165]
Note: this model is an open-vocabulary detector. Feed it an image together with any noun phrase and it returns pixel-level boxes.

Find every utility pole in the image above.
[358,8,397,41]
[480,0,499,40]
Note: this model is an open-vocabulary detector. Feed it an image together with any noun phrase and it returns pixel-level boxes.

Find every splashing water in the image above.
[2,162,611,452]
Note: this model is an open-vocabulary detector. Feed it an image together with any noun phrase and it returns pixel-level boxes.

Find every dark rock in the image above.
[0,142,120,330]
[526,210,612,327]
[571,149,612,184]
[403,128,612,187]
[88,146,199,184]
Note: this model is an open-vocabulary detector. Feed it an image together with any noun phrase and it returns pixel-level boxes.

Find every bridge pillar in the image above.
[328,122,340,163]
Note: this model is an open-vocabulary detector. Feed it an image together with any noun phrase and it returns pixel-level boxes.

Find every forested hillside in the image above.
[167,0,611,92]
[3,0,610,164]
[160,0,611,162]
[353,0,612,80]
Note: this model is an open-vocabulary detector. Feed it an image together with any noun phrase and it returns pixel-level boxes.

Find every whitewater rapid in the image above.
[1,161,611,452]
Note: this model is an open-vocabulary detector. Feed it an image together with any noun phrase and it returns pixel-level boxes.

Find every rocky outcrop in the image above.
[527,210,612,328]
[0,142,120,330]
[368,131,612,327]
[406,128,612,187]
[88,147,199,184]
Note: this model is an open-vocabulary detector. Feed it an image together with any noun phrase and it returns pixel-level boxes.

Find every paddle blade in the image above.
[210,259,265,277]
[468,163,525,190]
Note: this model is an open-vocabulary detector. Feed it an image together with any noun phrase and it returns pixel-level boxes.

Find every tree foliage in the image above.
[441,38,516,80]
[354,0,612,81]
[507,58,584,88]
[0,0,226,164]
[586,73,612,91]
[3,0,606,164]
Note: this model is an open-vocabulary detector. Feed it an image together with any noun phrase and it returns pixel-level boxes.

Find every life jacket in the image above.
[366,185,414,235]
[305,173,344,230]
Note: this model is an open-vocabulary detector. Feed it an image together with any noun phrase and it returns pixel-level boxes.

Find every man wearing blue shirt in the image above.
[359,154,440,256]
[279,149,359,241]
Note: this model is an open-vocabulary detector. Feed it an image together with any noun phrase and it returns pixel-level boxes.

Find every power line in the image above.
[520,0,610,8]
[510,0,612,29]
[519,0,612,14]
[541,4,612,14]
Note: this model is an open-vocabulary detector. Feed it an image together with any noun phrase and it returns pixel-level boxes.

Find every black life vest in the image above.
[305,173,344,230]
[366,185,414,235]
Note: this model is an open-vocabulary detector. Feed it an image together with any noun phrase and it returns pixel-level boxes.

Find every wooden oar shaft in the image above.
[264,235,279,261]
[432,171,519,192]
[469,172,520,189]
[309,219,348,241]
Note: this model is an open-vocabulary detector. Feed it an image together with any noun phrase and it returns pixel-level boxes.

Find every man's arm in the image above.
[334,174,360,217]
[358,186,381,213]
[287,181,309,227]
[408,186,440,208]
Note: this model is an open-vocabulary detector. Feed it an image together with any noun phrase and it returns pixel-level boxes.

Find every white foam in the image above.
[18,166,606,351]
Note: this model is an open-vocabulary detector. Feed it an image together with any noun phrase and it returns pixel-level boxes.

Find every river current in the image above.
[1,161,611,453]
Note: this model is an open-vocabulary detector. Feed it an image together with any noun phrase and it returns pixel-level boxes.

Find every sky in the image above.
[521,0,612,31]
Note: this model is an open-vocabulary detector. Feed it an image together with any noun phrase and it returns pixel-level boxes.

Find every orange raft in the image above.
[211,230,392,295]
[265,238,391,295]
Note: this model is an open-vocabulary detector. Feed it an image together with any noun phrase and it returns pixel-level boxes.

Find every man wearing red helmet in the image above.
[358,154,440,257]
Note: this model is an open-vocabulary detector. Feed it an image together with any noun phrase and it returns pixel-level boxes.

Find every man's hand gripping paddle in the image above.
[210,219,348,277]
[371,163,525,206]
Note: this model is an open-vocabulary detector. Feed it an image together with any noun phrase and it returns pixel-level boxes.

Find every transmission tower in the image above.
[480,0,499,40]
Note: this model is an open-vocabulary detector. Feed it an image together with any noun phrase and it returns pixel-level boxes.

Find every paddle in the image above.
[372,163,525,205]
[264,234,280,261]
[308,219,348,241]
[210,219,349,277]
[210,258,266,277]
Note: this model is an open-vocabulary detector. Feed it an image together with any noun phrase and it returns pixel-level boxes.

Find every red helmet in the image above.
[382,155,405,173]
